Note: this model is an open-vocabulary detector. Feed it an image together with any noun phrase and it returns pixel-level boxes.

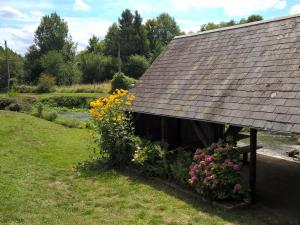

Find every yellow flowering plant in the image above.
[89,89,136,167]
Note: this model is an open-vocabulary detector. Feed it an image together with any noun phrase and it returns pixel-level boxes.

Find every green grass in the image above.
[0,111,275,225]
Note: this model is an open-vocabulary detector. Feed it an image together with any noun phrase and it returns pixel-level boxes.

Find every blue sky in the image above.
[1,0,300,54]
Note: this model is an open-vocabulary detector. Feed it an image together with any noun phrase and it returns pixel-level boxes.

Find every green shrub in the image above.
[5,103,20,112]
[188,142,248,201]
[132,137,169,177]
[124,55,149,79]
[40,96,93,108]
[42,111,57,121]
[0,97,15,109]
[90,89,136,167]
[13,85,37,93]
[56,118,82,128]
[36,74,56,93]
[111,72,136,92]
[169,147,193,186]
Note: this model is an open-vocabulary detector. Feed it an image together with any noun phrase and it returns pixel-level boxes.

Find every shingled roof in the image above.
[131,14,300,134]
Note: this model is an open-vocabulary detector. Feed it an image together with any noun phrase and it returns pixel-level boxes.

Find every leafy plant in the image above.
[131,137,169,177]
[124,55,149,79]
[111,72,136,91]
[36,74,56,93]
[42,111,57,121]
[188,142,248,201]
[169,147,193,186]
[89,89,136,167]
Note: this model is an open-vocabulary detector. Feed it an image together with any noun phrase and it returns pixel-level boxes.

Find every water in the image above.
[239,131,299,159]
[57,112,90,121]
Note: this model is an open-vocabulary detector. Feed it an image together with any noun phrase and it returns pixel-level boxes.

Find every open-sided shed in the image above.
[131,14,300,201]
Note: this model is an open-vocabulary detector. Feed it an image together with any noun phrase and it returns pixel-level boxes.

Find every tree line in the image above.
[0,10,263,90]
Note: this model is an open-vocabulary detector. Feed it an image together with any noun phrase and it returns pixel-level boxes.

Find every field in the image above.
[0,111,274,225]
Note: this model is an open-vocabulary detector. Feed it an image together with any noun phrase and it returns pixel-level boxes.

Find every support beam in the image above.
[177,118,181,146]
[249,128,257,203]
[161,117,165,145]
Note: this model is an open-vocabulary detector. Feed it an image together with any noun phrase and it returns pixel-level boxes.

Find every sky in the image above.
[1,0,300,55]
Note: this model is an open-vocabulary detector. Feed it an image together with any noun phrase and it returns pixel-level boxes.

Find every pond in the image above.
[57,112,90,121]
[239,131,299,160]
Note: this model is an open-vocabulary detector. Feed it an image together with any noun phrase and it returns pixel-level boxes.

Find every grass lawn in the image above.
[0,111,272,225]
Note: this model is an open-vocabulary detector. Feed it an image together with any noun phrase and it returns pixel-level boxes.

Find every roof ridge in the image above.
[175,13,300,39]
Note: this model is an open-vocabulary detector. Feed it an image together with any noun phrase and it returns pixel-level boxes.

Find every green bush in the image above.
[78,52,117,83]
[124,55,149,79]
[5,103,20,112]
[36,74,56,93]
[56,118,82,128]
[111,72,136,91]
[42,111,57,121]
[90,89,136,167]
[188,142,248,201]
[13,85,37,93]
[169,147,193,186]
[40,96,93,108]
[0,97,15,109]
[132,137,169,177]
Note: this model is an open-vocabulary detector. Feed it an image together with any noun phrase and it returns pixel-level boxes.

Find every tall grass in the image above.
[55,82,111,93]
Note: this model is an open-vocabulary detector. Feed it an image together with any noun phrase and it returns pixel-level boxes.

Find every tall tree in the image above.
[0,46,24,90]
[145,13,182,61]
[104,23,120,57]
[87,35,105,54]
[201,15,263,32]
[24,12,77,83]
[117,9,149,59]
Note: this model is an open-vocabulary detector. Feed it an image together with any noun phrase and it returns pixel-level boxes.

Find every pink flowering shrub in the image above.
[188,142,248,200]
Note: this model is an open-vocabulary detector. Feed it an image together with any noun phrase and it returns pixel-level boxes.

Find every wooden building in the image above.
[131,14,300,201]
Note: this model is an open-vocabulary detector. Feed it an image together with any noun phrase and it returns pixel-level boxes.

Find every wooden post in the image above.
[161,117,165,145]
[249,128,257,202]
[177,118,181,146]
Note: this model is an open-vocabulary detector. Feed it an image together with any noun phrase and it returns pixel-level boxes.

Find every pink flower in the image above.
[233,164,240,171]
[205,155,213,163]
[199,160,206,168]
[234,183,241,191]
[188,176,198,185]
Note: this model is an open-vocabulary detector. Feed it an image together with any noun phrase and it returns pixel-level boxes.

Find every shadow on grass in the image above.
[75,159,281,225]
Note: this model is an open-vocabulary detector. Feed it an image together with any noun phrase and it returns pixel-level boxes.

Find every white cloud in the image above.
[0,24,37,54]
[30,11,44,18]
[171,0,287,16]
[65,17,112,51]
[74,0,91,11]
[177,19,200,33]
[0,6,25,19]
[290,4,300,15]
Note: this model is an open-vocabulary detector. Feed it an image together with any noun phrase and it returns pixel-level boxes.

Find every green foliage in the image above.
[104,23,120,57]
[145,13,182,61]
[0,97,15,109]
[124,55,149,79]
[201,15,263,31]
[87,36,105,54]
[36,74,56,93]
[56,117,82,128]
[132,137,169,177]
[188,142,248,200]
[0,46,24,90]
[24,12,76,83]
[5,103,20,112]
[40,95,93,108]
[42,111,58,121]
[169,148,193,186]
[111,72,136,91]
[13,85,37,93]
[77,52,117,83]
